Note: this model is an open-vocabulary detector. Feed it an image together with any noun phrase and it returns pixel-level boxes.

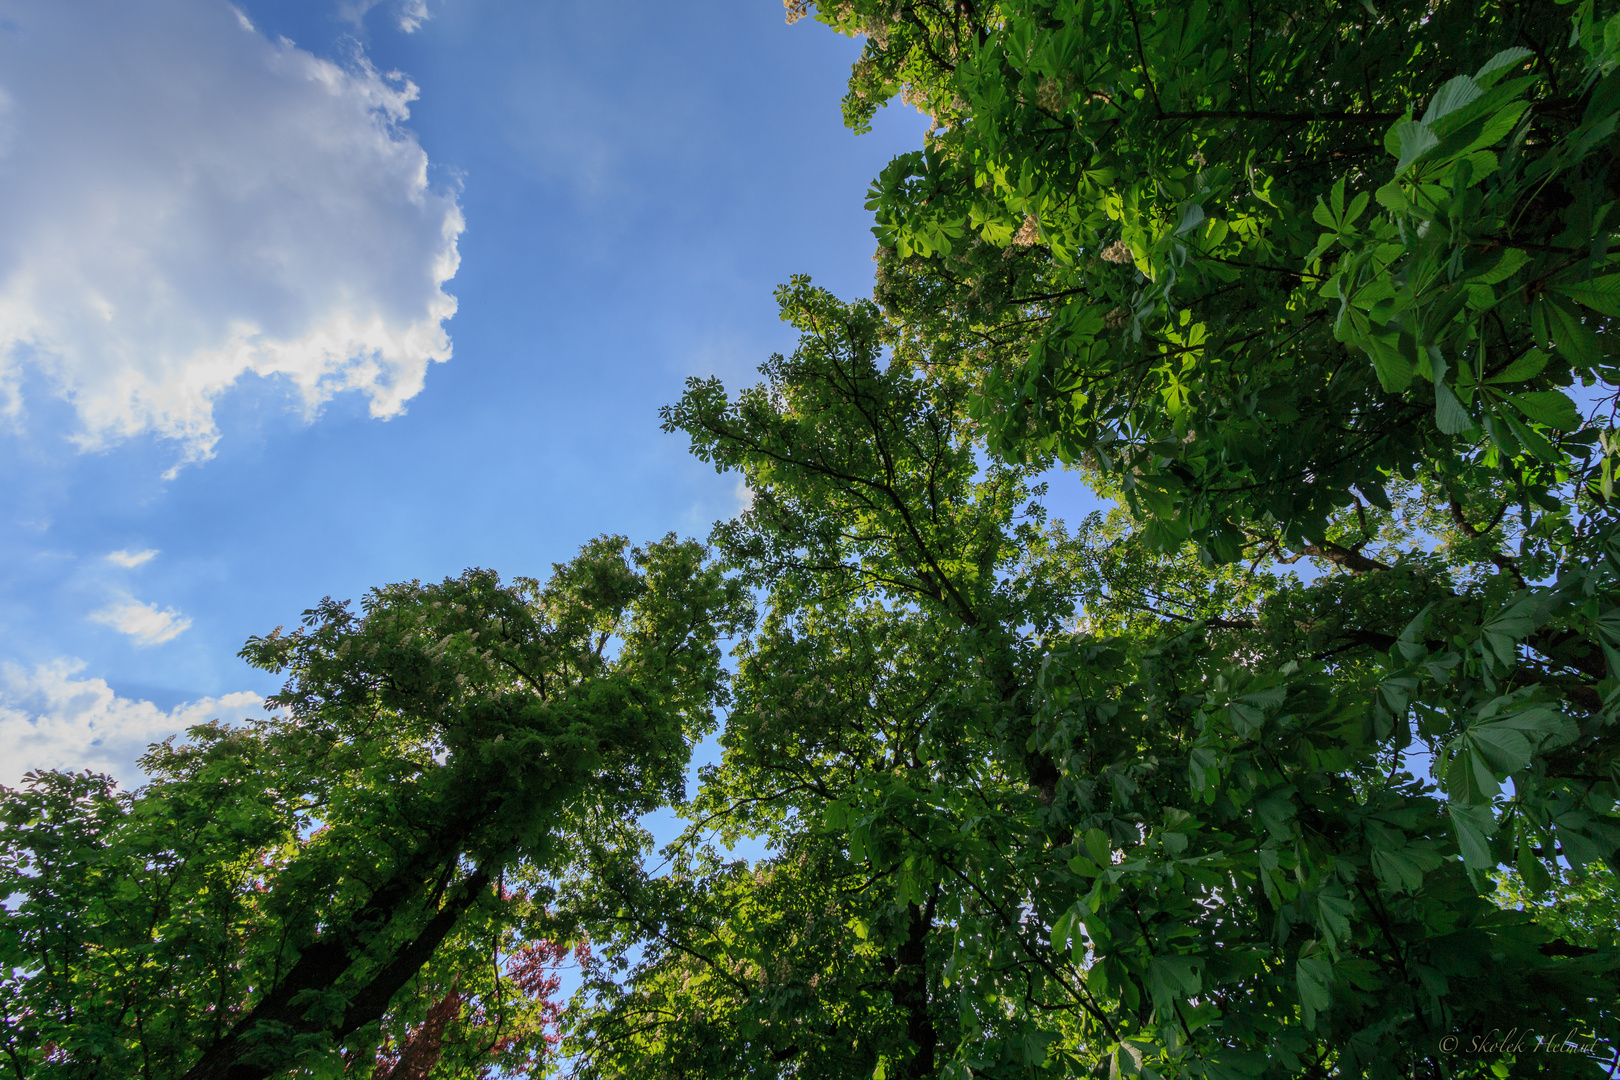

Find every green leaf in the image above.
[1396,604,1435,660]
[1374,180,1408,212]
[1506,390,1580,430]
[1392,121,1438,173]
[1435,379,1476,434]
[1464,723,1533,775]
[824,800,848,829]
[1479,595,1539,664]
[1485,348,1548,383]
[1175,203,1206,236]
[1475,46,1534,87]
[1383,118,1406,158]
[1305,230,1339,261]
[1544,295,1601,365]
[1364,333,1415,392]
[1358,482,1394,511]
[1150,955,1202,1006]
[1422,75,1482,123]
[1517,831,1553,895]
[1316,892,1354,952]
[1111,1040,1146,1080]
[1371,844,1442,891]
[1345,191,1369,228]
[1469,248,1530,286]
[1481,704,1578,746]
[1461,98,1532,155]
[1297,953,1333,1018]
[1556,273,1620,316]
[1051,906,1076,951]
[1497,407,1559,462]
[1554,819,1612,867]
[1069,854,1103,876]
[1205,1051,1271,1080]
[1451,803,1498,870]
[1315,178,1350,230]
[1254,794,1296,838]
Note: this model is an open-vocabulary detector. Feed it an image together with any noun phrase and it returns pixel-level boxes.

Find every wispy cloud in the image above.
[336,0,431,33]
[0,658,263,786]
[0,0,461,469]
[105,548,158,568]
[89,597,193,646]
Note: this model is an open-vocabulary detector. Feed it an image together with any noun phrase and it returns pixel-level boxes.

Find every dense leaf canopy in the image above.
[558,278,1619,1079]
[839,0,1620,562]
[555,0,1620,1075]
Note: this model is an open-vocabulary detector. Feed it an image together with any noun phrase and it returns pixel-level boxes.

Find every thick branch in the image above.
[180,860,487,1080]
[336,867,491,1043]
[1298,541,1392,574]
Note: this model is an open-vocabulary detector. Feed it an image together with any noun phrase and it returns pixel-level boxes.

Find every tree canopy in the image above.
[837,0,1620,563]
[559,272,1619,1078]
[1,537,748,1079]
[556,0,1620,1072]
[5,0,1620,1077]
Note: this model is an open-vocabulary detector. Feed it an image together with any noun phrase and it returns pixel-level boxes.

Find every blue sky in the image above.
[0,0,1099,787]
[0,0,938,783]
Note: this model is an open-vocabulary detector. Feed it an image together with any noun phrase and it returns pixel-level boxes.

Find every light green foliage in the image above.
[824,0,1620,567]
[1496,861,1620,951]
[0,536,749,1080]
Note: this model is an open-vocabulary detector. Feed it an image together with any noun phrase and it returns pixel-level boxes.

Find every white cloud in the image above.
[0,658,264,786]
[90,597,193,646]
[337,0,432,33]
[106,548,159,568]
[395,0,431,32]
[0,1,462,468]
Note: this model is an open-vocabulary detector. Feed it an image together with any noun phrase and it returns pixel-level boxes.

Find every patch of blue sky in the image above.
[0,0,942,781]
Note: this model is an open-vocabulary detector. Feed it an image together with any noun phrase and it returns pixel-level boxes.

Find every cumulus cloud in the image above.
[0,659,264,786]
[106,548,159,568]
[90,596,193,646]
[0,1,462,467]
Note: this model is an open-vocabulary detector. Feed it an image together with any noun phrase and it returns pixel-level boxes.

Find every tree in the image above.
[555,0,1620,1068]
[0,536,750,1080]
[558,280,1619,1078]
[774,1,1620,944]
[813,0,1620,563]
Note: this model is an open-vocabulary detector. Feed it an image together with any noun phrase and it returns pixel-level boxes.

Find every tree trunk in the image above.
[893,894,938,1078]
